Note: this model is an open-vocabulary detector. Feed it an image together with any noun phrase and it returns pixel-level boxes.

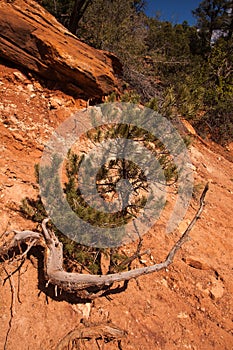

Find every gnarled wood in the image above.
[0,184,209,299]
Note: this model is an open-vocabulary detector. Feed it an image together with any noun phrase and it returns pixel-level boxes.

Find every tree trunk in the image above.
[69,0,92,34]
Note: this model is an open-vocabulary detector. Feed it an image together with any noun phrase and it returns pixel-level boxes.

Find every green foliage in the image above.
[161,86,177,117]
[20,197,47,222]
[64,122,175,229]
[192,0,233,53]
[109,251,129,272]
[20,163,102,274]
[145,97,159,112]
[76,0,146,59]
[21,117,179,273]
[146,19,193,59]
[105,90,141,104]
[20,195,106,274]
[40,0,73,25]
[120,91,141,104]
[39,0,233,143]
[193,37,233,142]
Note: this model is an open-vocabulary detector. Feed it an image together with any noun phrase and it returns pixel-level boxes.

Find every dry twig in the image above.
[56,323,127,350]
[3,266,15,350]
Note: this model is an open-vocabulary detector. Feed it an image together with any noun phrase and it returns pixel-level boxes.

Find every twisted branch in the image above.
[0,184,209,299]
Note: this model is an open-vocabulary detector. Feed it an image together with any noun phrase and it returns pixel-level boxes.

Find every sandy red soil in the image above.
[0,64,232,350]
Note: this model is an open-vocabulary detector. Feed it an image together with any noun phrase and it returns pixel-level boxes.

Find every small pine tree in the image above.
[21,120,178,273]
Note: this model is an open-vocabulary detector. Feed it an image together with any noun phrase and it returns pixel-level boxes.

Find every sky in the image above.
[145,0,201,25]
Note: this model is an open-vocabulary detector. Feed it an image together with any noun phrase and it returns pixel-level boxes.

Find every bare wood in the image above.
[56,323,127,350]
[3,266,15,350]
[0,184,209,298]
[0,231,42,257]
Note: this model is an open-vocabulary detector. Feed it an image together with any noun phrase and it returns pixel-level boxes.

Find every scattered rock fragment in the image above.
[183,257,211,270]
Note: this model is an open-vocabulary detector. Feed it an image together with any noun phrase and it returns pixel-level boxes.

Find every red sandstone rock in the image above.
[0,0,122,98]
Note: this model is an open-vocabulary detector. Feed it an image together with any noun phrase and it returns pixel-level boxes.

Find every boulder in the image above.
[0,0,122,98]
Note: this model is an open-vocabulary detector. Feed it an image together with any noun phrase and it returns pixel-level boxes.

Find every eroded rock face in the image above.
[0,0,122,98]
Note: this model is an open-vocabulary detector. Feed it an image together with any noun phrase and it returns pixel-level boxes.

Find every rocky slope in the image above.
[0,60,233,350]
[0,1,233,347]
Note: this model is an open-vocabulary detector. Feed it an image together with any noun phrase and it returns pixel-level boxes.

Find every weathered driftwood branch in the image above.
[0,184,209,299]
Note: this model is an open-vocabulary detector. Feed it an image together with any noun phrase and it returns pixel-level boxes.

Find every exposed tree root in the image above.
[56,323,127,350]
[0,184,209,300]
[2,266,15,350]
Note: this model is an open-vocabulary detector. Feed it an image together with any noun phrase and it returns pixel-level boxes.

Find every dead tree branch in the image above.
[3,266,15,350]
[56,323,127,350]
[0,184,209,299]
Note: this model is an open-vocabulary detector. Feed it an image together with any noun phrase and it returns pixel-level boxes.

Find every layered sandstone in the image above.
[0,0,122,98]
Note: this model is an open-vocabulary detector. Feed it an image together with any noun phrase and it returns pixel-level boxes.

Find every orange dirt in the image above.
[0,63,232,350]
